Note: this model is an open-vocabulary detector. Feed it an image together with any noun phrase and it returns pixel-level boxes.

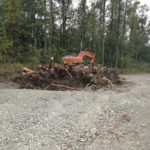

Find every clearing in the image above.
[0,74,150,150]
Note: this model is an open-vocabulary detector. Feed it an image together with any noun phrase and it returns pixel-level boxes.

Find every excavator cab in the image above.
[62,51,95,67]
[82,56,92,65]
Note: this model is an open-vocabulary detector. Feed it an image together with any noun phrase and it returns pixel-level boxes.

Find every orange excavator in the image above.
[62,51,95,66]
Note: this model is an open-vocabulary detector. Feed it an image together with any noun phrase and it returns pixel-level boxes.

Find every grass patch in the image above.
[0,63,38,73]
[117,63,150,74]
[0,63,38,82]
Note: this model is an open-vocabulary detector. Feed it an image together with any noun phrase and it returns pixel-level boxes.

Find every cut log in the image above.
[14,64,123,91]
[21,67,34,73]
[49,84,81,91]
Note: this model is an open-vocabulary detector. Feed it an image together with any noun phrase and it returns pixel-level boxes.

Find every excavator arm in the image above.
[78,51,95,65]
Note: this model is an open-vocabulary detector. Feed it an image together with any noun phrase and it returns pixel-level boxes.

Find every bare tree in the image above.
[48,0,53,56]
[108,0,114,67]
[115,0,121,68]
[60,0,72,49]
[44,0,47,55]
[101,0,106,66]
[79,0,87,51]
[121,0,128,68]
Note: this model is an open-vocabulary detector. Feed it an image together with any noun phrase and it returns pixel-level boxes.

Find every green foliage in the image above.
[117,62,150,74]
[0,0,149,72]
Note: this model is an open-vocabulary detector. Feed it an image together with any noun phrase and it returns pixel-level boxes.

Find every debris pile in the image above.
[14,64,123,90]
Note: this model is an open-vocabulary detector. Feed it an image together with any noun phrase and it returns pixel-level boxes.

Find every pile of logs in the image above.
[14,64,123,91]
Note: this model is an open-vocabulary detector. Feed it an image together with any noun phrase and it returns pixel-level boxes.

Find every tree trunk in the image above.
[121,0,128,68]
[98,1,102,64]
[10,0,14,52]
[48,0,53,57]
[62,17,66,49]
[80,40,83,51]
[115,0,121,69]
[80,0,87,51]
[136,51,138,67]
[101,0,106,66]
[120,46,124,68]
[115,45,119,68]
[60,0,71,49]
[61,0,65,49]
[34,36,37,52]
[44,0,47,55]
[109,0,114,66]
[30,0,36,52]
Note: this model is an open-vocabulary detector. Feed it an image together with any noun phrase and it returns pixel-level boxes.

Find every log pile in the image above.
[14,64,123,91]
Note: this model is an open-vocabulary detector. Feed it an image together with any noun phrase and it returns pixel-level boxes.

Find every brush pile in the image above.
[14,64,123,90]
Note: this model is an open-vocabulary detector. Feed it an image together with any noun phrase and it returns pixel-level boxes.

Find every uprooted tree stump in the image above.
[13,64,123,91]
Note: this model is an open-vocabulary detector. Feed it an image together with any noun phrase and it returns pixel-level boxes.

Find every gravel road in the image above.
[0,74,150,150]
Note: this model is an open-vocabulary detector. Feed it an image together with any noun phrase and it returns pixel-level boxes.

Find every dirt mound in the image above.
[14,64,123,90]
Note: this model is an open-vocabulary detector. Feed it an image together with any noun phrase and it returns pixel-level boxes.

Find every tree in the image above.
[0,0,150,68]
[57,0,72,49]
[120,0,128,68]
[128,1,141,66]
[78,0,88,50]
[101,0,106,66]
[115,0,121,68]
[0,11,11,63]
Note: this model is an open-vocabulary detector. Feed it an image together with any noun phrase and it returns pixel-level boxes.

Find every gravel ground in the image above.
[0,74,150,150]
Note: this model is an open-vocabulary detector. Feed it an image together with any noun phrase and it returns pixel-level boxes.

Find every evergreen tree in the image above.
[0,0,149,68]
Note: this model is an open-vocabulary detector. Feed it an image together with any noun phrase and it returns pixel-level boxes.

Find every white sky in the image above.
[140,0,150,6]
[73,0,150,10]
[73,0,150,17]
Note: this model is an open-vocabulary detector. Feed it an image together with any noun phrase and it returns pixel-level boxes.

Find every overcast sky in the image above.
[73,0,150,17]
[73,0,150,10]
[140,0,150,6]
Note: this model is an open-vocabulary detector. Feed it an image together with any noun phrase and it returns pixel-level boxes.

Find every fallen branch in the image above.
[102,77,113,88]
[21,67,34,74]
[85,83,91,87]
[50,84,81,91]
[65,69,72,78]
[15,64,122,91]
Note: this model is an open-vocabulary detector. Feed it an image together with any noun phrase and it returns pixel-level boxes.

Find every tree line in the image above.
[0,0,150,68]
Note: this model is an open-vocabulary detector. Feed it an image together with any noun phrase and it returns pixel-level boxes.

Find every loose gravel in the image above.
[0,74,150,150]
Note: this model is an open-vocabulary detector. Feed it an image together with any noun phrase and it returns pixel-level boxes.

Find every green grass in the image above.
[0,62,38,73]
[117,68,144,74]
[117,63,150,74]
[0,63,39,82]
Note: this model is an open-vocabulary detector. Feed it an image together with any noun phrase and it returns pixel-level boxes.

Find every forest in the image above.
[0,0,150,70]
